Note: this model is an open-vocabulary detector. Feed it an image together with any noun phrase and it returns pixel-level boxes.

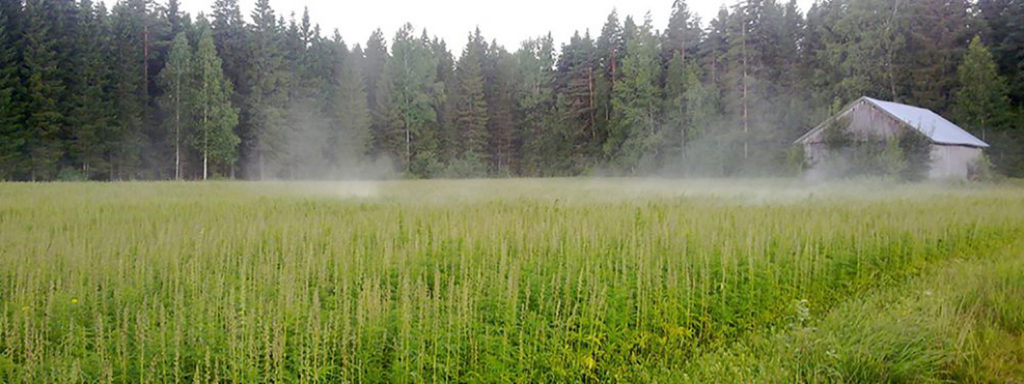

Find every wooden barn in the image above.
[795,97,990,179]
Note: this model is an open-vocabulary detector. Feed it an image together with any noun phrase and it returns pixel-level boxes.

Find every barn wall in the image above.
[800,99,987,180]
[929,145,982,179]
[801,100,905,145]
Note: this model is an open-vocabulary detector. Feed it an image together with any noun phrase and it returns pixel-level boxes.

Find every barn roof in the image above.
[862,97,989,148]
[795,97,990,148]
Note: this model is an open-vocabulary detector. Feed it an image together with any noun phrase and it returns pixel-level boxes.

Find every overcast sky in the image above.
[177,0,815,53]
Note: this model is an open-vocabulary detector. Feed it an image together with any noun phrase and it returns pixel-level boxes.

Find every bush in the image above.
[881,137,908,178]
[56,167,87,182]
[969,153,1002,182]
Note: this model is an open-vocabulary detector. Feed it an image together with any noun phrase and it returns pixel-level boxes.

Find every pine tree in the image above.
[662,0,709,170]
[555,31,598,170]
[594,10,623,158]
[193,19,239,180]
[158,31,192,180]
[663,0,702,66]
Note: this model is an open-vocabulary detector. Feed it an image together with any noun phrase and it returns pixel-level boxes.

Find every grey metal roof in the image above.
[863,97,989,148]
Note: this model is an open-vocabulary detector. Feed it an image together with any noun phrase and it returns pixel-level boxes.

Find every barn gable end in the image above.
[796,97,989,180]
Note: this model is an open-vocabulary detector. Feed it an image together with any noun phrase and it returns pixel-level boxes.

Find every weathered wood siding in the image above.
[801,99,983,180]
[929,145,982,179]
[801,99,905,147]
[802,99,905,169]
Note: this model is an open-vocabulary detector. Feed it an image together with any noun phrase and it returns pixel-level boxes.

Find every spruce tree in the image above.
[953,36,1019,175]
[22,0,65,180]
[0,3,23,180]
[953,36,1012,140]
[430,37,458,165]
[484,41,516,175]
[555,31,598,170]
[362,29,389,157]
[594,11,623,159]
[977,0,1024,104]
[210,0,248,175]
[246,0,286,179]
[109,0,149,179]
[69,0,114,179]
[453,28,489,173]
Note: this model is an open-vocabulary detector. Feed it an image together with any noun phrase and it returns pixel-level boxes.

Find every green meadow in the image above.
[1,179,1022,383]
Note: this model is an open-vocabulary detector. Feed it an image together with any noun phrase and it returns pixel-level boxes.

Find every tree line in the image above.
[0,0,1021,181]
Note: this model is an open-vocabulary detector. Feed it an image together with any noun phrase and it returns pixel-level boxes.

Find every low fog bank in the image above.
[246,176,1010,206]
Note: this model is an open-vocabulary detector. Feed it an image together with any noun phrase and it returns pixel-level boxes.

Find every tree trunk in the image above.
[174,76,181,180]
[742,19,749,161]
[588,66,595,139]
[203,106,209,181]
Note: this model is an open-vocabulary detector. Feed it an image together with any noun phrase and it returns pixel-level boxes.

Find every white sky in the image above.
[177,0,815,53]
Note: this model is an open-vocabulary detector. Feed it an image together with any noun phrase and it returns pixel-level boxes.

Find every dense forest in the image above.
[0,0,1021,181]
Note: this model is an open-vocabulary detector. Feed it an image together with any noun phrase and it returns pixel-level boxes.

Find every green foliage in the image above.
[513,36,562,176]
[454,29,489,163]
[0,0,1021,179]
[606,16,662,173]
[822,116,853,150]
[245,0,287,179]
[0,4,23,180]
[158,32,193,180]
[953,36,1020,176]
[380,24,440,176]
[68,0,114,180]
[881,136,907,178]
[953,36,1011,136]
[192,20,240,179]
[898,128,931,181]
[784,145,805,175]
[969,153,1001,182]
[818,118,930,181]
[22,0,67,180]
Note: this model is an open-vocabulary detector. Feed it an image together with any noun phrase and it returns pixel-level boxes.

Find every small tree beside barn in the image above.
[795,97,990,180]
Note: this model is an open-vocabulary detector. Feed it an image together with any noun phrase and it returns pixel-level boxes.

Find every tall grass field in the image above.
[1,179,1022,383]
